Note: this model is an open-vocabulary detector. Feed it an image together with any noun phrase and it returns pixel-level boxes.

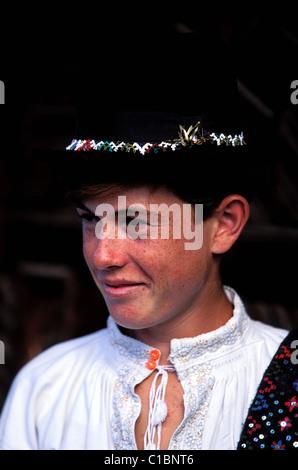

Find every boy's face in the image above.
[76,186,219,333]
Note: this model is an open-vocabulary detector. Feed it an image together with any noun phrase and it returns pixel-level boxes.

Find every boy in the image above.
[1,33,297,450]
[0,107,293,450]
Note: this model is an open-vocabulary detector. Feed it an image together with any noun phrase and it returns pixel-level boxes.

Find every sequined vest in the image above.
[238,329,298,450]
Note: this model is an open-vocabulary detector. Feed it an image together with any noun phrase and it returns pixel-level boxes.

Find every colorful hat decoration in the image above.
[65,121,245,155]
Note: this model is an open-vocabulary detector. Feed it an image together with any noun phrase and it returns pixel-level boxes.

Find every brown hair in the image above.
[67,181,224,220]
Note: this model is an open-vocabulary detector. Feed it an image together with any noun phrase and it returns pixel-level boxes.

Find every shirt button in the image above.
[150,349,160,361]
[146,360,157,370]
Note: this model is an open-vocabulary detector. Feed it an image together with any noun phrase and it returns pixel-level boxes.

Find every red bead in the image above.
[150,349,160,361]
[146,360,157,370]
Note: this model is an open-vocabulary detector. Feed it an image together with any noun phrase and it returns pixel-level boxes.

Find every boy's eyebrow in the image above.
[75,202,153,219]
[75,201,124,218]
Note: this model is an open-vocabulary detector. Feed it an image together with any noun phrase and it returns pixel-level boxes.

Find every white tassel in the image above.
[144,365,175,450]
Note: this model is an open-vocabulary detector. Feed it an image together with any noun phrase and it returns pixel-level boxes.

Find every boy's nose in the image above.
[92,236,129,270]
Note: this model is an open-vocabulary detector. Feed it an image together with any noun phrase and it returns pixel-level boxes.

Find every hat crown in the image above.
[74,32,243,143]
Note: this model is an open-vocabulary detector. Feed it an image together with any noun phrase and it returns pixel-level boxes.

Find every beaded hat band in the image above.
[66,121,245,155]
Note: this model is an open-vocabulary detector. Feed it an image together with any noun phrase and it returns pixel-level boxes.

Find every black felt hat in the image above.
[35,32,251,201]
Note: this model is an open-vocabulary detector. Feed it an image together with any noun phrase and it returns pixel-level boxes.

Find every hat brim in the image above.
[33,142,252,202]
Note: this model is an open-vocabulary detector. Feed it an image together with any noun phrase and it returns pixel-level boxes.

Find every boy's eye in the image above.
[125,216,148,226]
[78,213,99,223]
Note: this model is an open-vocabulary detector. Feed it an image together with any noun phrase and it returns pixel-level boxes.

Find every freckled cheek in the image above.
[166,241,209,284]
[143,239,205,287]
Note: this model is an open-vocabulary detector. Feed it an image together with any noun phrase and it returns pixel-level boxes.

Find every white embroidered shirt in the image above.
[0,287,288,450]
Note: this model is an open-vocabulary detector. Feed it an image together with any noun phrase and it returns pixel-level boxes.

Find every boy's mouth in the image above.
[102,279,147,298]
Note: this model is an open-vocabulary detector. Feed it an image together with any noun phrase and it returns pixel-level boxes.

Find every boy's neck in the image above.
[126,284,233,366]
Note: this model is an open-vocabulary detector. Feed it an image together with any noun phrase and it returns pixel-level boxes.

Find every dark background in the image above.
[0,4,298,410]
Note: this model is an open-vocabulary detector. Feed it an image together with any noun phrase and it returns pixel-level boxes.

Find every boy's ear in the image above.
[211,195,250,255]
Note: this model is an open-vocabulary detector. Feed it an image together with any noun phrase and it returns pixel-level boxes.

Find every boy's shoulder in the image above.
[248,318,289,347]
[250,319,289,340]
[14,327,110,386]
[0,327,112,450]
